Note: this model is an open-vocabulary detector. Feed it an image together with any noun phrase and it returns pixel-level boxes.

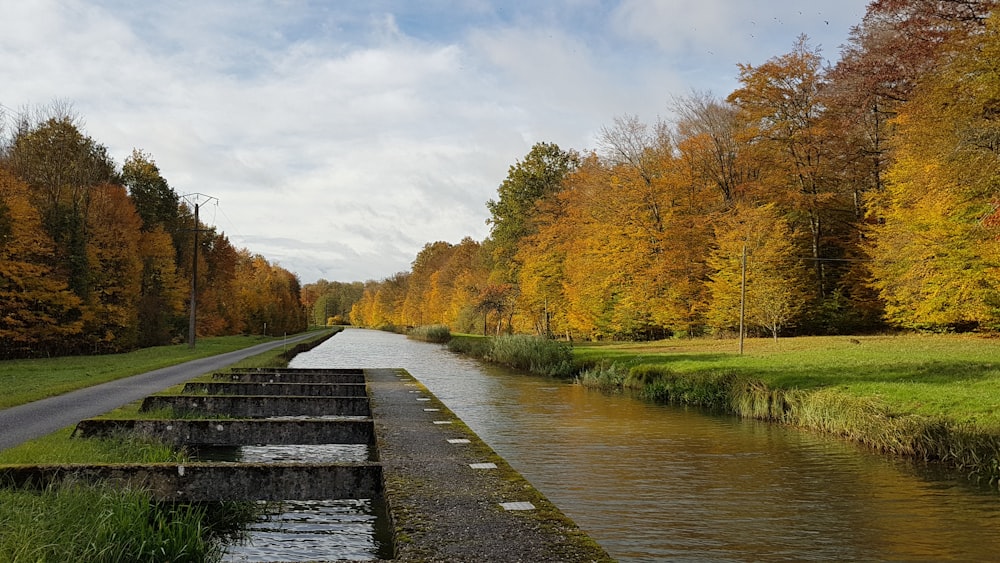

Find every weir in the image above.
[182,381,369,396]
[1,367,610,561]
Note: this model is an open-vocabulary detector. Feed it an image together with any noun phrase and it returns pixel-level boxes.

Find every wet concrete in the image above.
[0,462,382,501]
[214,371,366,384]
[73,418,374,445]
[140,395,371,417]
[182,381,368,396]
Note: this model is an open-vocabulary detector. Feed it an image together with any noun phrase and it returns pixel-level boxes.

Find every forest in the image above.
[348,1,1000,340]
[0,106,307,359]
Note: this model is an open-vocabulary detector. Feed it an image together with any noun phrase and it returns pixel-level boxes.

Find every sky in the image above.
[0,0,870,284]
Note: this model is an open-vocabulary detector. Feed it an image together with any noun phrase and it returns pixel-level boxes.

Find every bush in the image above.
[447,335,492,359]
[407,325,452,343]
[579,361,628,390]
[486,335,575,378]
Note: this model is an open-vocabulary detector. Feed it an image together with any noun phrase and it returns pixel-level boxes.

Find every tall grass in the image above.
[0,482,225,562]
[408,325,452,343]
[486,335,575,378]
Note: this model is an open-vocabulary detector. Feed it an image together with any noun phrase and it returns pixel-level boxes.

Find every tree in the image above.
[867,11,1000,330]
[122,149,180,232]
[0,168,84,358]
[486,142,578,283]
[84,183,143,352]
[707,203,809,339]
[4,110,117,300]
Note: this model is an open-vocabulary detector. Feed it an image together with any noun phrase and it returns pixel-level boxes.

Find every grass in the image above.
[0,427,189,465]
[574,334,1000,484]
[0,482,236,562]
[573,334,1000,427]
[0,334,282,410]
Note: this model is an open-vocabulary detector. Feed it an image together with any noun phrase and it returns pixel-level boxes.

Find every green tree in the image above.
[486,142,578,283]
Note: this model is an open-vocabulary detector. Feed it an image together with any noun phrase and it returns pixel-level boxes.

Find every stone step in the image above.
[0,462,382,501]
[183,381,368,397]
[73,418,374,446]
[140,395,371,417]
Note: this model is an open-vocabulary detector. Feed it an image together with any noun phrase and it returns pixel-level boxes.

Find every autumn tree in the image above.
[83,183,143,352]
[121,149,186,345]
[4,109,117,300]
[0,168,84,357]
[707,203,809,339]
[867,10,1000,330]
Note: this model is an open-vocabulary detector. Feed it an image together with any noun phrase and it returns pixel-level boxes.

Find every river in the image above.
[291,328,1000,561]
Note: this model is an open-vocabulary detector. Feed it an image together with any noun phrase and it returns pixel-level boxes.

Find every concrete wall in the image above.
[73,419,375,446]
[140,395,371,417]
[182,382,368,397]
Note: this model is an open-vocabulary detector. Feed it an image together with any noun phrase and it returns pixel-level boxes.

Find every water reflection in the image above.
[292,328,1000,562]
[222,499,388,563]
[190,444,372,464]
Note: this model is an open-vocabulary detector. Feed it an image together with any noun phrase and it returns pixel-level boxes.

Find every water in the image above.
[222,499,385,563]
[291,328,1000,562]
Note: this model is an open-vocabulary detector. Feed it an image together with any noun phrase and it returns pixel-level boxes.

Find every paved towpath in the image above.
[0,333,315,451]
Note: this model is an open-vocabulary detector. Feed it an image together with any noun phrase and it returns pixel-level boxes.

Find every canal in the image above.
[291,328,1000,561]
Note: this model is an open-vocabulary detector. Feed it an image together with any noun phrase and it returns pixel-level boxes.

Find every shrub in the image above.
[447,335,492,359]
[486,335,575,378]
[579,361,628,390]
[407,325,452,343]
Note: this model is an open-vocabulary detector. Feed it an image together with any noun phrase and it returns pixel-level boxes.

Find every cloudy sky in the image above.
[1,0,869,284]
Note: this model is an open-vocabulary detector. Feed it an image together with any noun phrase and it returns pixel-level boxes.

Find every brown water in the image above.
[292,328,1000,562]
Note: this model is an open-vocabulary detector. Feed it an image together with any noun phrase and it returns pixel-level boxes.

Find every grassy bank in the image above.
[575,335,1000,484]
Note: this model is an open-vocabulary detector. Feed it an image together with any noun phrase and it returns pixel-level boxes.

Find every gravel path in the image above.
[0,334,315,451]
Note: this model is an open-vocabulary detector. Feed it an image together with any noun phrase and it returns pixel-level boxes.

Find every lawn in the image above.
[0,334,282,410]
[573,334,1000,427]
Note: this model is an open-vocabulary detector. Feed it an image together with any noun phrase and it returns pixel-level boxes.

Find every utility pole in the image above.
[739,244,747,356]
[180,193,218,349]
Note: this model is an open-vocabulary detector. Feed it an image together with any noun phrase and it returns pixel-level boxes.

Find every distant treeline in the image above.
[350,2,1000,340]
[0,105,306,359]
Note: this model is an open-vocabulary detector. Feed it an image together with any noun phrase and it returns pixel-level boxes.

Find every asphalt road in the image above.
[0,333,316,451]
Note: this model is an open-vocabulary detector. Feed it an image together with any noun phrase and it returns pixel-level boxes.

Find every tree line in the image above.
[0,106,306,359]
[349,1,1000,340]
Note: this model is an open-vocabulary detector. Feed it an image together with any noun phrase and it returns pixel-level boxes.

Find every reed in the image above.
[407,324,452,343]
[0,482,227,562]
[486,335,575,378]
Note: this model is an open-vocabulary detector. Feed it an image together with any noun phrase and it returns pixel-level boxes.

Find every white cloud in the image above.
[0,0,870,284]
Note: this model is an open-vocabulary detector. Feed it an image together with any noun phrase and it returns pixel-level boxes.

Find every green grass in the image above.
[0,483,229,562]
[574,334,1000,427]
[0,427,188,465]
[0,335,279,410]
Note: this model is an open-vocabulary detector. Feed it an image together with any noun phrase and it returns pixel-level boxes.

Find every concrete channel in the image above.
[2,366,610,561]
